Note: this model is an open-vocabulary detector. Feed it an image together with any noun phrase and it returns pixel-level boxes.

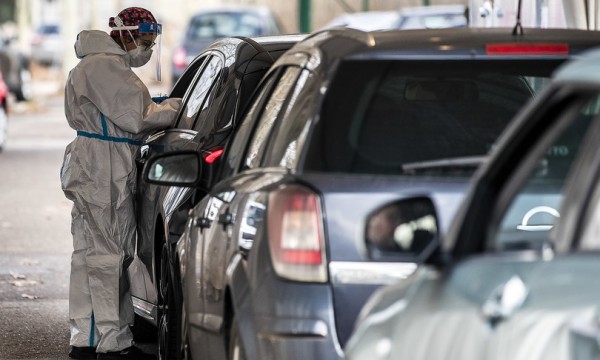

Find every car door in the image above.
[184,66,304,357]
[347,88,600,360]
[133,52,225,303]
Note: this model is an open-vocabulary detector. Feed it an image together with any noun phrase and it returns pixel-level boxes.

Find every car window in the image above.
[170,55,208,98]
[491,94,600,253]
[243,67,301,169]
[188,12,268,39]
[304,59,562,177]
[175,55,223,129]
[263,70,316,169]
[219,70,282,179]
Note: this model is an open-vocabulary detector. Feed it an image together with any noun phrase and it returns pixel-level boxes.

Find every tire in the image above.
[158,242,183,360]
[228,315,246,360]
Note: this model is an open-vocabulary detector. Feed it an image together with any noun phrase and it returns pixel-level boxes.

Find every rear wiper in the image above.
[401,156,487,174]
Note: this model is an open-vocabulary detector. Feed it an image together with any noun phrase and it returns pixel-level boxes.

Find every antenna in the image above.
[512,0,524,35]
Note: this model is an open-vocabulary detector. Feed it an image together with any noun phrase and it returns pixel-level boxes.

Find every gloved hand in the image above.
[152,96,169,103]
[163,97,182,110]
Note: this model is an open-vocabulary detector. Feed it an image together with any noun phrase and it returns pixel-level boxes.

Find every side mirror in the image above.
[365,197,439,262]
[144,151,200,187]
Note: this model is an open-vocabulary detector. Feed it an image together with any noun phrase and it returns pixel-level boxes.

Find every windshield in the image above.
[304,59,563,177]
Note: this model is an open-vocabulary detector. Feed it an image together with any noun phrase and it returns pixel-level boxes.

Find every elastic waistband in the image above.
[76,130,142,146]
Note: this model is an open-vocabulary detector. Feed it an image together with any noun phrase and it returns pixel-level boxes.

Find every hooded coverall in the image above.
[60,30,181,352]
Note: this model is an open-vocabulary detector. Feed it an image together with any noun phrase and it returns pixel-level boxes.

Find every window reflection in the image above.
[244,67,300,169]
[178,56,222,129]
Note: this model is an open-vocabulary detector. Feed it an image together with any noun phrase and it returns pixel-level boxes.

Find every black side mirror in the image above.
[143,151,200,187]
[365,197,439,262]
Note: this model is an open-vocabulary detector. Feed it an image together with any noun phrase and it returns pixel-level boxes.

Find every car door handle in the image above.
[194,217,211,229]
[218,212,234,227]
[481,275,528,328]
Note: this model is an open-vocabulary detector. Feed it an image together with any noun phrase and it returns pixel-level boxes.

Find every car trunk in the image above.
[300,173,470,346]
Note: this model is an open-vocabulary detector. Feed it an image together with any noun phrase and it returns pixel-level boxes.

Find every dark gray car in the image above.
[346,47,600,360]
[145,28,600,360]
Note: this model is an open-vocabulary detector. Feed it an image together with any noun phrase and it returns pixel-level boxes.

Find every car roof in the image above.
[250,34,307,46]
[202,34,307,56]
[289,27,600,65]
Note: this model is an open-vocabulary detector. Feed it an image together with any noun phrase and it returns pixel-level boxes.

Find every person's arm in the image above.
[78,54,181,134]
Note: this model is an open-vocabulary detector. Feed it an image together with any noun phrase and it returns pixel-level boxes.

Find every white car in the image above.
[30,24,64,66]
[397,4,468,29]
[320,11,400,31]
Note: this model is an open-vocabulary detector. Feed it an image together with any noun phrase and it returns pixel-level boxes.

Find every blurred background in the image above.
[0,0,596,109]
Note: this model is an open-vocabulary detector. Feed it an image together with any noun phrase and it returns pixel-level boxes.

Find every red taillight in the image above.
[486,43,569,55]
[268,185,327,282]
[172,47,187,69]
[202,148,224,164]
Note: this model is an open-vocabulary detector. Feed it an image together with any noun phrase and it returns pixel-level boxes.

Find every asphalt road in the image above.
[0,86,159,358]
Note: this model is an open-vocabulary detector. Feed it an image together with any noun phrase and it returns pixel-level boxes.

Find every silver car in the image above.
[346,48,600,360]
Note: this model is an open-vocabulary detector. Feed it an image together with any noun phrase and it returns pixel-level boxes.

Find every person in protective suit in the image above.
[60,7,181,360]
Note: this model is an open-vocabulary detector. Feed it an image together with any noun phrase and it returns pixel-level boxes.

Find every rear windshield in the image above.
[304,59,563,177]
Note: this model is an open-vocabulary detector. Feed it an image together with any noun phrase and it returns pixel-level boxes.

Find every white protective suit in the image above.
[60,30,181,352]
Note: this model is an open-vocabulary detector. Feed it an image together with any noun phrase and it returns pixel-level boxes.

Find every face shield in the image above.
[111,18,163,81]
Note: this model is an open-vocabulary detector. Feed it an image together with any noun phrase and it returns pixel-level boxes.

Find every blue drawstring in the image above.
[89,312,95,347]
[76,113,142,146]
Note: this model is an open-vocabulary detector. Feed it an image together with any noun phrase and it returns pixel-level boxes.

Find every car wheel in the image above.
[228,315,246,360]
[158,242,183,360]
[0,105,7,152]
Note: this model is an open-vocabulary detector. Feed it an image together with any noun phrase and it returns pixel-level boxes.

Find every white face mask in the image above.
[126,46,153,67]
[120,30,153,67]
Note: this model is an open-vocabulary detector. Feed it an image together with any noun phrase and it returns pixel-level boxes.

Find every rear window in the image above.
[304,59,563,177]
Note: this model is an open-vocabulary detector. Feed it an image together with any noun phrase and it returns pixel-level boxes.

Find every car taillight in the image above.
[486,43,569,55]
[267,185,327,283]
[173,47,187,69]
